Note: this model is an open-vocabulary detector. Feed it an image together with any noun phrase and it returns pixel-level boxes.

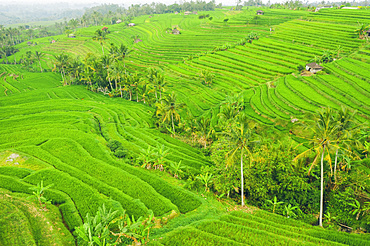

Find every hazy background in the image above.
[0,0,300,6]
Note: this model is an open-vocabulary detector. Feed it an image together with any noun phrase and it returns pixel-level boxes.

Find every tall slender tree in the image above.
[224,113,256,206]
[34,51,45,73]
[156,93,184,134]
[294,107,339,227]
[92,29,108,55]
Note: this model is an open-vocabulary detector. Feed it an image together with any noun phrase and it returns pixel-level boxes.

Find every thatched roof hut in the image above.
[184,11,191,15]
[306,62,323,74]
[256,10,264,15]
[172,29,180,35]
[128,23,135,27]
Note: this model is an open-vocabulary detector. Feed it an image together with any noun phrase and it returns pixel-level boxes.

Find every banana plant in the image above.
[196,172,213,192]
[27,180,53,209]
[284,204,298,218]
[349,200,362,220]
[267,196,284,214]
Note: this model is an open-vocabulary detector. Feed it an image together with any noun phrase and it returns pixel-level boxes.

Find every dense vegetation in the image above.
[0,4,370,246]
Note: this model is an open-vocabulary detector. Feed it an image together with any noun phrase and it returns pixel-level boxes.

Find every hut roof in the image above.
[306,62,323,69]
[128,23,135,26]
[256,10,264,13]
[172,29,180,34]
[116,19,122,23]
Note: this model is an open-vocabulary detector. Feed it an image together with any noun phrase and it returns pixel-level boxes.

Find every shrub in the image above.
[114,148,127,158]
[107,139,122,152]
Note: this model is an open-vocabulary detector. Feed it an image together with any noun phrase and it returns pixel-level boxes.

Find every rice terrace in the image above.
[0,0,370,245]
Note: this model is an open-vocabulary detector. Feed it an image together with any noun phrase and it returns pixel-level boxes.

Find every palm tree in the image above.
[355,23,369,39]
[92,29,108,55]
[195,116,214,148]
[156,74,166,100]
[156,93,184,134]
[116,44,130,67]
[53,53,70,85]
[199,69,214,86]
[127,73,141,102]
[34,51,45,73]
[294,107,339,227]
[333,106,361,183]
[224,113,256,207]
[101,55,114,91]
[147,68,159,100]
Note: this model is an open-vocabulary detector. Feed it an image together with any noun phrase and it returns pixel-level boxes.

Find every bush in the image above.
[107,139,122,152]
[114,148,127,158]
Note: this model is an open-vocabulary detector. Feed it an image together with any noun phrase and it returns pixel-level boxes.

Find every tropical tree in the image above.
[294,107,339,227]
[53,52,70,85]
[195,116,214,148]
[101,55,114,91]
[155,93,185,134]
[199,69,214,86]
[92,29,108,55]
[333,106,360,183]
[224,113,257,206]
[355,23,369,39]
[116,43,130,68]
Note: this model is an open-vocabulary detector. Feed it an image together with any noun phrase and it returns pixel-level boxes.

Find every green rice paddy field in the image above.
[1,7,370,246]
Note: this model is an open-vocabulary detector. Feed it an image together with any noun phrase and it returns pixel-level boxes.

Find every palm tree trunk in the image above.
[334,148,338,183]
[172,113,175,133]
[319,145,325,227]
[119,85,122,98]
[39,61,43,73]
[108,77,114,91]
[241,147,245,206]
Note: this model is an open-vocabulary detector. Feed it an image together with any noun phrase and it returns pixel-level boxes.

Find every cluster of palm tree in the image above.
[49,43,170,108]
[294,106,363,227]
[355,23,369,39]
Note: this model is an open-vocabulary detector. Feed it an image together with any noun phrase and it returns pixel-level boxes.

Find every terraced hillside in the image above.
[0,188,75,246]
[157,209,370,245]
[0,66,209,234]
[1,7,370,245]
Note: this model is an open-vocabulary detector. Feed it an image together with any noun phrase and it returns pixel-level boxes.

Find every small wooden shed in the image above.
[68,34,76,38]
[193,11,198,15]
[128,23,135,27]
[184,11,191,15]
[256,10,264,15]
[175,11,179,14]
[116,19,122,24]
[306,62,323,74]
